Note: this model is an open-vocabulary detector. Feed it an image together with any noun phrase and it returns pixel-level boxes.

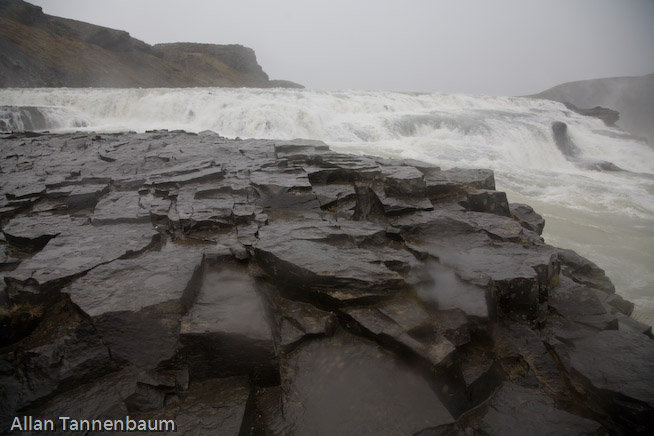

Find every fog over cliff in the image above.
[27,0,654,95]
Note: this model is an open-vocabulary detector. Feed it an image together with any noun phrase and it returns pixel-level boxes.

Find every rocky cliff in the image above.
[531,74,654,146]
[1,130,653,435]
[0,0,303,89]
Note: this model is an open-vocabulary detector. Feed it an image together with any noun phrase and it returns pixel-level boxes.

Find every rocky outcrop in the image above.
[550,121,624,172]
[531,74,654,146]
[0,0,303,88]
[1,130,653,435]
[551,121,579,158]
[563,102,619,127]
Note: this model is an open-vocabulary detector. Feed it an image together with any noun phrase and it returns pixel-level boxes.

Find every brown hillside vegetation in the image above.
[0,0,303,88]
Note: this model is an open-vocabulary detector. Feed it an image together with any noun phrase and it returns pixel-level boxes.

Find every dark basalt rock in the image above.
[273,331,456,436]
[510,203,545,235]
[559,330,654,434]
[551,121,580,158]
[557,248,616,295]
[563,102,620,127]
[549,121,623,173]
[455,382,605,436]
[466,189,511,217]
[0,131,650,435]
[180,265,278,385]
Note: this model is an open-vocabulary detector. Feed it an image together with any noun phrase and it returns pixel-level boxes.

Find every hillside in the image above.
[530,74,654,146]
[0,0,303,88]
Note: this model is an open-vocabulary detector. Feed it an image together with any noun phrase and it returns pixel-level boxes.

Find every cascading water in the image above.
[1,87,653,321]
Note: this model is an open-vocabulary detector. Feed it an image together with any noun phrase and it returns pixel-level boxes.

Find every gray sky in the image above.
[29,0,654,95]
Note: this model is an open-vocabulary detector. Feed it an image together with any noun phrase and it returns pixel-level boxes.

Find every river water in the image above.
[1,87,653,322]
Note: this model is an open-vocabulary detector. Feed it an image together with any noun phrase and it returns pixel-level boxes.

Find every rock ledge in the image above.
[1,131,652,435]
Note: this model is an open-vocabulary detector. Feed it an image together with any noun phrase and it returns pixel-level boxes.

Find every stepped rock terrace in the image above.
[0,130,653,435]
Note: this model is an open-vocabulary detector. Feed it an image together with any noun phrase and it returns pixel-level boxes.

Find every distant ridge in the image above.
[0,0,303,89]
[530,74,654,146]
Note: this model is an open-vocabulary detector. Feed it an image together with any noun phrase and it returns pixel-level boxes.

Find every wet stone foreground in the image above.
[0,130,653,436]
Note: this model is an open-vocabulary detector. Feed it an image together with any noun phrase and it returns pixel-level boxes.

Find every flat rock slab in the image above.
[14,368,141,433]
[5,223,158,289]
[343,305,456,367]
[60,243,205,367]
[63,243,204,316]
[255,238,404,301]
[2,213,84,243]
[278,331,455,436]
[144,377,252,436]
[568,329,654,408]
[91,191,152,225]
[463,382,604,436]
[181,266,277,383]
[264,285,336,351]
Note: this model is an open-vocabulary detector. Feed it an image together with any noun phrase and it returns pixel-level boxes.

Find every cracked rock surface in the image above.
[1,130,653,435]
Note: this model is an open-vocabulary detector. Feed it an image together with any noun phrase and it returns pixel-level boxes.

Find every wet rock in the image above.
[0,296,117,421]
[343,304,456,368]
[263,284,336,351]
[493,324,568,399]
[305,154,382,184]
[250,168,319,211]
[458,343,503,407]
[2,213,79,251]
[372,183,434,216]
[313,182,356,211]
[0,243,20,270]
[64,183,110,209]
[134,377,253,436]
[174,184,239,230]
[461,382,605,436]
[274,141,331,160]
[381,165,426,197]
[563,102,619,127]
[557,248,615,294]
[578,159,624,172]
[604,292,635,316]
[615,312,653,338]
[430,309,472,346]
[424,168,495,201]
[545,277,620,334]
[563,331,654,431]
[548,276,608,318]
[255,236,404,303]
[0,132,650,435]
[61,244,204,367]
[91,191,152,225]
[459,210,527,242]
[397,212,555,320]
[551,121,579,157]
[352,185,387,221]
[11,368,141,434]
[277,331,455,436]
[4,184,46,201]
[466,190,511,217]
[509,203,545,235]
[5,223,159,294]
[415,261,490,319]
[146,164,225,186]
[180,265,277,384]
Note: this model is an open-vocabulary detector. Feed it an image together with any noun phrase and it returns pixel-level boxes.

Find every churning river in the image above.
[2,87,653,322]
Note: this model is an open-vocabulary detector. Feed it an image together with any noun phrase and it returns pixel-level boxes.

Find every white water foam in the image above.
[1,87,653,319]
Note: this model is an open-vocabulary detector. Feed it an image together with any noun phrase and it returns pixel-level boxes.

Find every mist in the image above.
[27,0,654,95]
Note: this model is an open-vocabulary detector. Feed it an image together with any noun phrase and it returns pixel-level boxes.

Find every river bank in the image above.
[1,130,653,435]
